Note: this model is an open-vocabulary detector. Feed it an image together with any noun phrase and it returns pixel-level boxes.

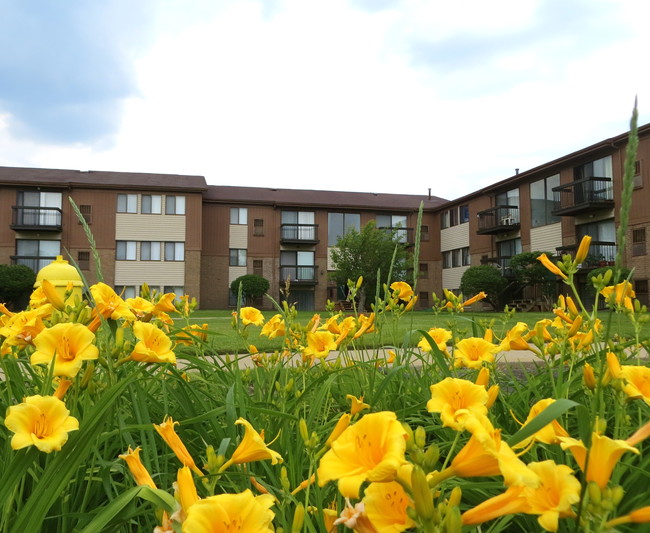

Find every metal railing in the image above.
[11,206,62,230]
[279,265,318,283]
[280,224,319,243]
[552,177,614,215]
[477,205,520,234]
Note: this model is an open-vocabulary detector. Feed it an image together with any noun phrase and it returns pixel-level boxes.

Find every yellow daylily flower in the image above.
[606,352,650,405]
[130,321,176,364]
[346,394,370,415]
[427,377,489,431]
[176,466,200,518]
[317,411,408,499]
[154,416,203,476]
[125,296,155,319]
[4,394,79,453]
[220,418,283,471]
[153,293,177,314]
[239,307,265,326]
[90,282,137,321]
[183,490,275,533]
[600,280,635,306]
[559,431,641,489]
[499,322,531,351]
[175,323,209,346]
[417,328,452,352]
[119,446,157,489]
[326,413,351,447]
[461,291,487,307]
[363,480,415,532]
[260,314,286,339]
[353,313,376,339]
[453,337,498,369]
[0,309,47,356]
[513,399,569,449]
[462,460,580,532]
[303,330,337,360]
[390,281,414,301]
[607,506,650,528]
[30,322,99,377]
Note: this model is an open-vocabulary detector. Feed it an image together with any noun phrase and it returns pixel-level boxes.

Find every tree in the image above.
[330,221,410,311]
[460,265,507,310]
[230,274,270,306]
[509,251,558,306]
[0,264,36,310]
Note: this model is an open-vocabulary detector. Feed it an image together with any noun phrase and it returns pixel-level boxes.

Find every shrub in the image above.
[230,274,270,305]
[460,265,507,310]
[0,264,36,309]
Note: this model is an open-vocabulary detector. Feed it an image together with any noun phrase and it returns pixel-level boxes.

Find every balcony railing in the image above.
[476,206,520,235]
[377,226,414,245]
[11,206,63,231]
[11,255,58,272]
[279,265,318,285]
[552,177,614,216]
[556,240,617,268]
[280,224,319,244]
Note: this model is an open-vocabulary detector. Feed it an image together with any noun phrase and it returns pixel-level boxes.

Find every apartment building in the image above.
[1,122,648,310]
[0,167,206,301]
[434,123,650,305]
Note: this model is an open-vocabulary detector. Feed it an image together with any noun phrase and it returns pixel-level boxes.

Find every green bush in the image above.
[0,264,36,309]
[230,274,270,305]
[460,265,507,310]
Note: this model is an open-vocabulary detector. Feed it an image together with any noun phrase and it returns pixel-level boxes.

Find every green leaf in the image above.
[507,399,579,448]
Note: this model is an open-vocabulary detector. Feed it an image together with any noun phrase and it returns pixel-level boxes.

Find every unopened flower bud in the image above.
[412,465,435,520]
[402,423,415,450]
[299,418,310,445]
[415,426,427,449]
[588,481,602,505]
[610,486,625,506]
[574,235,592,266]
[292,503,305,533]
[423,444,440,473]
[583,363,596,390]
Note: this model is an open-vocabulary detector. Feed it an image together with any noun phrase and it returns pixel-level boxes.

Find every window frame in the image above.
[141,194,162,215]
[230,207,248,225]
[116,241,137,261]
[165,195,186,215]
[117,194,137,214]
[164,242,185,261]
[229,248,247,266]
[140,241,162,261]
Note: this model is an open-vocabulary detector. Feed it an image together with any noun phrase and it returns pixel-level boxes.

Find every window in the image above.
[229,248,246,266]
[280,251,315,281]
[16,191,62,227]
[253,218,264,236]
[452,249,461,267]
[377,214,408,242]
[77,251,90,270]
[15,239,61,271]
[141,195,162,214]
[420,225,430,242]
[116,241,137,261]
[419,263,428,277]
[497,238,522,268]
[115,286,136,299]
[459,205,470,223]
[449,209,458,227]
[530,175,560,227]
[282,211,316,240]
[440,211,450,230]
[117,194,137,213]
[163,286,184,296]
[419,292,429,307]
[165,196,185,215]
[632,228,646,257]
[141,241,161,261]
[328,213,360,245]
[78,205,92,224]
[253,259,263,276]
[495,188,520,208]
[577,219,616,262]
[230,207,248,225]
[634,161,643,189]
[164,242,185,261]
[442,250,452,269]
[462,247,470,266]
[574,155,613,180]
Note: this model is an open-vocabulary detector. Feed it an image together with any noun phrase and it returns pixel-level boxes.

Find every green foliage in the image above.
[230,274,270,304]
[460,265,507,310]
[0,264,36,309]
[329,221,410,308]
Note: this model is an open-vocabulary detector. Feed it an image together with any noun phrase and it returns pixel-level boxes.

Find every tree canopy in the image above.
[329,221,410,309]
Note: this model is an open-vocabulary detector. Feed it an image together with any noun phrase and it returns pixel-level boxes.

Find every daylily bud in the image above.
[537,253,568,280]
[299,418,310,445]
[574,235,592,266]
[475,367,490,387]
[448,486,462,508]
[422,444,440,473]
[565,296,580,317]
[486,385,500,408]
[610,486,625,506]
[583,363,596,390]
[402,423,415,450]
[415,426,427,449]
[445,506,462,533]
[412,465,435,520]
[588,481,602,505]
[292,503,305,533]
[326,413,351,447]
[280,466,291,493]
[356,276,363,289]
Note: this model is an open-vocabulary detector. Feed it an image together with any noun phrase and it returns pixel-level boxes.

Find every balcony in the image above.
[11,255,58,272]
[279,265,318,285]
[552,177,614,216]
[476,206,520,235]
[480,255,515,277]
[556,241,617,268]
[11,206,63,231]
[378,226,415,245]
[280,224,319,244]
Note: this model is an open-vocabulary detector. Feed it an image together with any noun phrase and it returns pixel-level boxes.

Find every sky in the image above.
[0,0,649,201]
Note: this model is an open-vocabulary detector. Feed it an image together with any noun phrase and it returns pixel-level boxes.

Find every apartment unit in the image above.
[1,123,648,310]
[434,123,650,305]
[0,167,207,301]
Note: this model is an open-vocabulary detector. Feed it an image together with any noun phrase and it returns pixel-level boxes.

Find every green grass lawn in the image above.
[174,308,649,354]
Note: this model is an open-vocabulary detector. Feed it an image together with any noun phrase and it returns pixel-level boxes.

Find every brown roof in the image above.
[203,185,448,211]
[0,166,208,192]
[436,122,650,209]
